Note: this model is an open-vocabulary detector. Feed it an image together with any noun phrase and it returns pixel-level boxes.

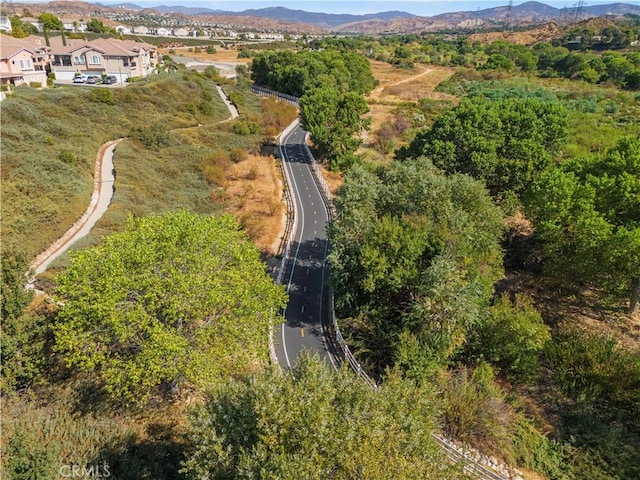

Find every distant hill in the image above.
[234,7,415,28]
[333,1,640,33]
[47,2,640,35]
[144,5,414,28]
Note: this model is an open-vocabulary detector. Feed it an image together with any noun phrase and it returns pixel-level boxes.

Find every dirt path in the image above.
[370,67,432,98]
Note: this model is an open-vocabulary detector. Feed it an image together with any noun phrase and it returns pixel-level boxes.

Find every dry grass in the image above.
[224,153,285,255]
[367,61,457,104]
[159,46,254,64]
[318,164,344,196]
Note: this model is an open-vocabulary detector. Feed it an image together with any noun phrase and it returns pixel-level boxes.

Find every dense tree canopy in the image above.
[398,96,568,199]
[250,49,376,97]
[329,159,504,374]
[299,87,370,170]
[183,355,467,480]
[54,211,287,404]
[526,137,640,313]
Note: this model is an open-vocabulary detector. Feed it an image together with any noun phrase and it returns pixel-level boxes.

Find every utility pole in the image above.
[1,0,17,16]
[505,0,513,32]
[574,0,585,22]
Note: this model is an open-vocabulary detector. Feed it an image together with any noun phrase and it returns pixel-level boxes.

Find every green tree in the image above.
[526,137,640,313]
[85,18,111,34]
[53,211,287,404]
[399,96,568,199]
[37,12,63,31]
[329,159,504,373]
[299,87,370,170]
[469,294,550,383]
[0,248,48,395]
[183,354,466,480]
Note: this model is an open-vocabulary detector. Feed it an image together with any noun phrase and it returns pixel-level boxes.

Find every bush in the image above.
[87,88,114,105]
[132,123,171,150]
[441,362,516,464]
[58,149,78,165]
[470,294,550,383]
[233,120,259,136]
[229,147,247,162]
[29,82,42,88]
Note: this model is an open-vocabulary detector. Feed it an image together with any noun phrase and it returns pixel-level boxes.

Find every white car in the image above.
[73,75,87,83]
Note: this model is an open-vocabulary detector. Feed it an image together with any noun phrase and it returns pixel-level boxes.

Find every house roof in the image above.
[0,36,41,58]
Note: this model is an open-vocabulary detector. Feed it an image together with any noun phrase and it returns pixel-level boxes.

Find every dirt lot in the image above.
[168,48,254,65]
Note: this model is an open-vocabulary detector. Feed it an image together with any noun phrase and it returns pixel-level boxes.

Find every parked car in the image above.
[72,74,87,83]
[102,75,117,84]
[86,76,100,84]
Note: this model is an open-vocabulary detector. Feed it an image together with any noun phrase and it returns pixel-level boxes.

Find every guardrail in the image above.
[251,85,299,105]
[255,86,515,480]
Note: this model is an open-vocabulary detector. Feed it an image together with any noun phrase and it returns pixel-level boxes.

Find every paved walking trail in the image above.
[30,139,123,275]
[30,84,240,276]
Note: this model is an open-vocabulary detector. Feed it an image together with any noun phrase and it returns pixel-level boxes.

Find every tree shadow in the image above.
[90,422,189,480]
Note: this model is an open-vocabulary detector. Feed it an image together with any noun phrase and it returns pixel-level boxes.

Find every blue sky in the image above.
[20,1,636,17]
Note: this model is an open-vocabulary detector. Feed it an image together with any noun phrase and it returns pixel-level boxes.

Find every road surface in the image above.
[274,123,336,369]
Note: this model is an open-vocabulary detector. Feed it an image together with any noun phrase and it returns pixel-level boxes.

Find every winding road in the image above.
[273,123,337,369]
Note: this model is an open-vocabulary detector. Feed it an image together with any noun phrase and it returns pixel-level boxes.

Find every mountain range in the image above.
[74,1,640,33]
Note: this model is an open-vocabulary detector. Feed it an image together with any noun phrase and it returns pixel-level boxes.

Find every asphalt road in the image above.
[274,124,337,369]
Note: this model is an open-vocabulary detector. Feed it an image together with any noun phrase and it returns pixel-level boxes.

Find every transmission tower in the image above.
[505,0,514,31]
[574,0,586,22]
[474,6,480,35]
[1,0,17,16]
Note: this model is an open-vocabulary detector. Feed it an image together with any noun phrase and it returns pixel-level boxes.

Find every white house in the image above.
[115,25,131,35]
[155,27,171,36]
[133,25,149,34]
[173,28,188,37]
[61,19,88,32]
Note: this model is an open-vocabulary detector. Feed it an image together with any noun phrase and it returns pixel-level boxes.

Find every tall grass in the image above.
[1,71,274,268]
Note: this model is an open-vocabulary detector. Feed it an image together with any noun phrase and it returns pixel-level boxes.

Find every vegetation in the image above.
[3,30,640,479]
[398,95,568,199]
[183,355,467,480]
[251,49,376,170]
[328,158,504,375]
[526,136,640,313]
[54,211,286,404]
[300,88,370,170]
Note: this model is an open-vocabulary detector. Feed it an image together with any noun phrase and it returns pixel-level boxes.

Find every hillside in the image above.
[12,2,640,35]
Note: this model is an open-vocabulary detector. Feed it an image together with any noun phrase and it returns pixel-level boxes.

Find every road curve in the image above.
[273,123,337,369]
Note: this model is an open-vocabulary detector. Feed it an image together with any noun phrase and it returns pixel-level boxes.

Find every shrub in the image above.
[229,147,247,162]
[132,123,171,150]
[29,82,42,88]
[87,87,114,105]
[58,149,78,165]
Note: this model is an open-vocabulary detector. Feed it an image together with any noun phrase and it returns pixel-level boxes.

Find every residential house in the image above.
[173,28,188,37]
[49,36,158,82]
[115,25,131,35]
[154,27,171,37]
[0,36,49,87]
[61,19,88,32]
[132,25,149,35]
